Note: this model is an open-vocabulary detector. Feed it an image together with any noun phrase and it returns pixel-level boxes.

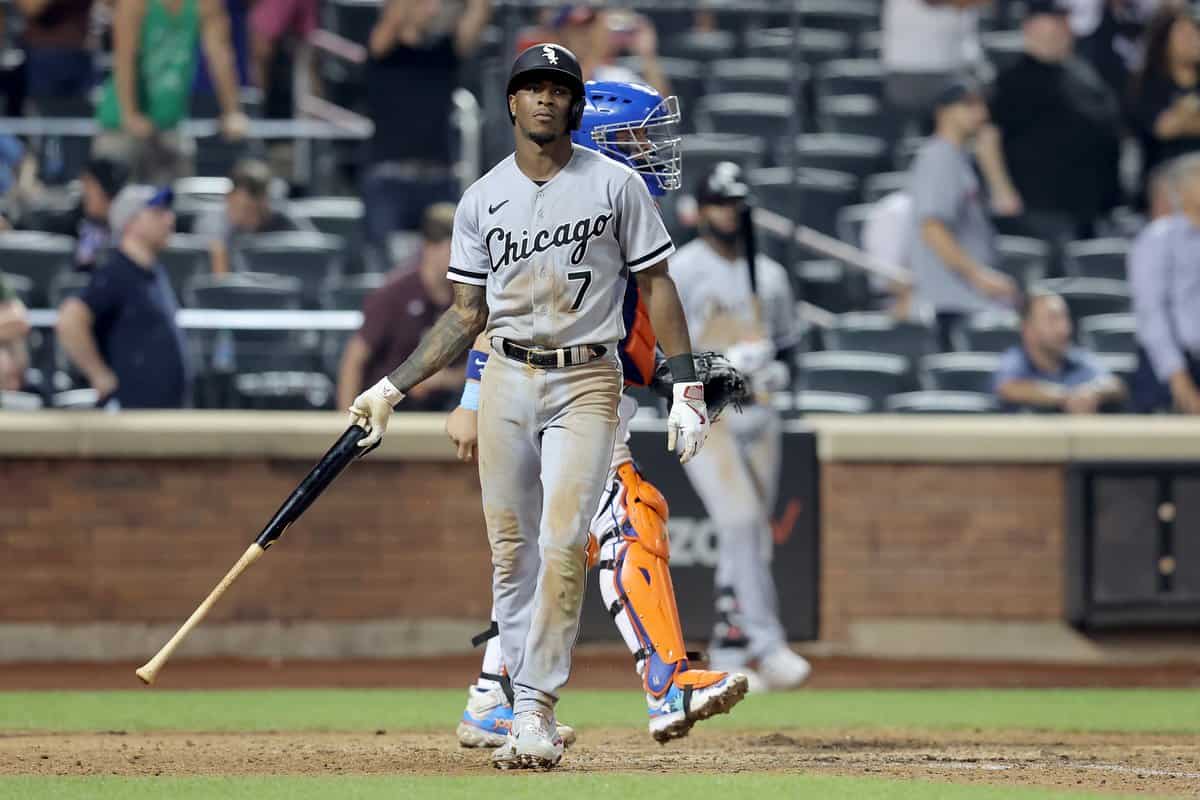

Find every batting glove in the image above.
[667,381,709,464]
[349,377,405,448]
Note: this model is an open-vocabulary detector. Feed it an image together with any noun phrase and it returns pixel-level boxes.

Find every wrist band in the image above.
[666,353,697,383]
[466,349,489,381]
[460,380,481,411]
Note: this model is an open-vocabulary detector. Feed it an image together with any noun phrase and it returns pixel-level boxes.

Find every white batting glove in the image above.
[667,381,709,464]
[349,377,405,448]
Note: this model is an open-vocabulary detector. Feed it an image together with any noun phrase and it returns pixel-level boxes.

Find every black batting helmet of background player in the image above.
[506,43,587,131]
[696,161,751,206]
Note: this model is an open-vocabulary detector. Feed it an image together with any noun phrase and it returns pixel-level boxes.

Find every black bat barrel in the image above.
[254,424,376,549]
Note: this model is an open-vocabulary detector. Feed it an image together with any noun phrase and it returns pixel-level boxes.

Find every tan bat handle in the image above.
[135,543,265,685]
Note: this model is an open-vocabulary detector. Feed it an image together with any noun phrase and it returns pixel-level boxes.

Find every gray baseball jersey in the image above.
[668,236,795,665]
[669,238,798,352]
[447,145,675,348]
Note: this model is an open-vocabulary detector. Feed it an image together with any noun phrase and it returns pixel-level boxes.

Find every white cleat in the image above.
[497,708,564,770]
[758,647,812,691]
[458,684,576,749]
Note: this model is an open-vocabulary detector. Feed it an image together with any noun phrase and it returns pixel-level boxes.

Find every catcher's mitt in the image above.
[650,351,751,423]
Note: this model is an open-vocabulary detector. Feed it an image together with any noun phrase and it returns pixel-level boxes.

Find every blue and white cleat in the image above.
[457,685,576,749]
[646,671,750,743]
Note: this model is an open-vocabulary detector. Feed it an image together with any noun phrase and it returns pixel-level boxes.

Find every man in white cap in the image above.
[57,185,189,409]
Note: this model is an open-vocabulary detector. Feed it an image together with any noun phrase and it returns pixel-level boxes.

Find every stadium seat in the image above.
[793,259,865,313]
[160,234,211,305]
[709,58,806,97]
[0,390,44,410]
[1079,313,1136,356]
[749,167,858,238]
[819,94,887,139]
[824,312,938,365]
[173,177,232,203]
[696,93,797,139]
[1,273,34,306]
[1094,352,1138,390]
[836,203,876,248]
[884,391,998,413]
[289,196,368,272]
[1034,277,1131,324]
[234,231,347,308]
[814,60,885,107]
[324,272,387,311]
[638,58,706,132]
[234,371,335,411]
[797,351,910,409]
[1063,238,1129,281]
[981,30,1025,71]
[995,235,1051,286]
[784,0,878,39]
[858,30,882,59]
[0,231,75,306]
[789,390,873,414]
[662,30,737,62]
[744,28,852,64]
[51,388,99,409]
[786,133,888,181]
[172,197,224,235]
[862,171,908,203]
[48,271,90,307]
[892,136,926,171]
[680,134,768,183]
[921,352,1002,393]
[959,310,1021,353]
[187,272,303,309]
[185,273,311,374]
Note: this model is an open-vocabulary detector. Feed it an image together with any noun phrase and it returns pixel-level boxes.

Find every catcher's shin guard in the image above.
[604,463,725,698]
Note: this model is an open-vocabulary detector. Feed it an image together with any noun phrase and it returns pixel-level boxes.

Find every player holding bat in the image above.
[349,45,711,770]
[447,80,750,750]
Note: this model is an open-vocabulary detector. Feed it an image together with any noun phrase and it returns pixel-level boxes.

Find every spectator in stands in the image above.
[94,0,249,184]
[249,0,315,104]
[193,158,311,274]
[994,289,1126,412]
[1131,3,1200,193]
[539,6,670,97]
[0,272,31,391]
[194,0,253,116]
[1130,153,1200,414]
[39,156,130,271]
[362,0,490,261]
[881,0,987,140]
[56,185,189,408]
[336,202,461,412]
[1070,0,1157,98]
[990,0,1123,251]
[907,78,1019,350]
[14,0,96,104]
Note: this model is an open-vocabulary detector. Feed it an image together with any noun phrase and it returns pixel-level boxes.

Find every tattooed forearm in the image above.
[387,283,488,393]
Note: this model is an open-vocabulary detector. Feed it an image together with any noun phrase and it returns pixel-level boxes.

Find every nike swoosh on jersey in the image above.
[488,200,510,214]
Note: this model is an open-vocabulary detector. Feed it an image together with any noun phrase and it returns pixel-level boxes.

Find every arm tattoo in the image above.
[387,283,488,393]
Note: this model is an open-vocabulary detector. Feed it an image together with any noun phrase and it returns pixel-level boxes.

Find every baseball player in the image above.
[669,162,812,692]
[449,80,750,750]
[349,46,711,770]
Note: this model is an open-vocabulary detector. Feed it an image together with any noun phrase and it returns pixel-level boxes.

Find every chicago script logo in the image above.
[485,213,612,272]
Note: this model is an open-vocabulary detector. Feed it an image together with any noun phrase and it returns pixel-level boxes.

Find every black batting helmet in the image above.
[696,161,751,206]
[506,43,586,130]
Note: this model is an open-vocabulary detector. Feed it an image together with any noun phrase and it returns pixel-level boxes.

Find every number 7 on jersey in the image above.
[567,270,592,311]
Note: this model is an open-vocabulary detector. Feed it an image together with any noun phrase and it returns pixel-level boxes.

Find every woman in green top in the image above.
[96,0,247,179]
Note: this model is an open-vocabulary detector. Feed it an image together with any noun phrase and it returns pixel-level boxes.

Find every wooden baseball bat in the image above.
[136,424,379,685]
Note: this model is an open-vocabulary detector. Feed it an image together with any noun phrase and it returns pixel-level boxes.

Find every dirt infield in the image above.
[3,650,1199,691]
[3,728,1197,796]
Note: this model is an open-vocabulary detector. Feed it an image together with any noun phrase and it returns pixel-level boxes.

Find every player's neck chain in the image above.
[485,212,613,272]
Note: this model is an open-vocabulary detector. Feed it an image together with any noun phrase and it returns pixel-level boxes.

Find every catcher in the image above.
[446,80,752,748]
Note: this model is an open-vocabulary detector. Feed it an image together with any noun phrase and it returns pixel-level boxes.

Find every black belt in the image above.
[493,338,607,369]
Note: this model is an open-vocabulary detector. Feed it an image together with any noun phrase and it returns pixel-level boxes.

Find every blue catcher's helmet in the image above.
[572,80,682,196]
